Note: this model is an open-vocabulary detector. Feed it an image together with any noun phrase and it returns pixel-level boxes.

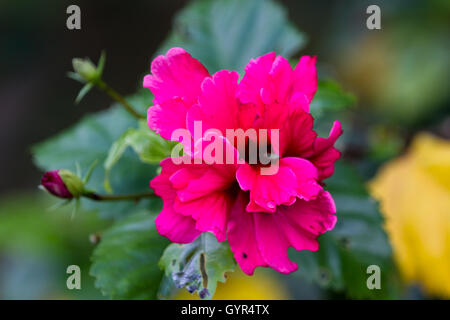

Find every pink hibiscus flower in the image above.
[144,47,342,275]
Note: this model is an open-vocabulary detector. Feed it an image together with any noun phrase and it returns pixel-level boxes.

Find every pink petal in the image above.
[150,158,184,201]
[280,157,322,201]
[265,55,293,105]
[143,47,209,105]
[254,101,290,134]
[174,191,233,242]
[154,205,201,244]
[314,121,343,154]
[168,154,238,242]
[237,52,276,111]
[313,147,341,169]
[237,103,259,131]
[150,158,200,243]
[236,162,298,213]
[280,110,317,158]
[168,167,202,190]
[238,53,296,115]
[174,166,235,202]
[309,121,343,180]
[184,133,242,170]
[293,56,318,103]
[253,191,337,274]
[228,191,337,276]
[289,92,310,113]
[315,148,341,181]
[227,192,268,275]
[278,190,337,239]
[253,212,298,274]
[269,190,337,254]
[147,97,189,141]
[188,70,240,136]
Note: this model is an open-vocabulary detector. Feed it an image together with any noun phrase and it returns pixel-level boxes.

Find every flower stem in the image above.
[83,191,157,202]
[96,80,146,120]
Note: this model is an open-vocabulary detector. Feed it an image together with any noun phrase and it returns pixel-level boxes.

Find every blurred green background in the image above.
[0,0,448,299]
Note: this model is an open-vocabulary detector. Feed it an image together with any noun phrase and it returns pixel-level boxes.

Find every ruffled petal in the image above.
[154,205,201,244]
[314,120,343,153]
[262,55,293,105]
[292,56,317,103]
[253,212,298,274]
[236,162,298,213]
[237,52,276,110]
[227,192,268,275]
[151,158,200,243]
[280,157,322,201]
[143,47,209,105]
[238,53,297,116]
[228,191,337,275]
[167,147,238,242]
[309,121,343,180]
[254,190,337,274]
[278,190,337,240]
[280,110,317,158]
[174,165,236,202]
[235,156,322,213]
[147,97,189,140]
[289,91,310,113]
[187,70,240,136]
[174,191,233,242]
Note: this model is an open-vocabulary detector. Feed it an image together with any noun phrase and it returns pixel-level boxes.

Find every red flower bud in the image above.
[41,170,74,199]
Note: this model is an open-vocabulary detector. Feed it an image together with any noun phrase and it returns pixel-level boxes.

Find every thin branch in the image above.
[96,80,146,120]
[83,191,157,202]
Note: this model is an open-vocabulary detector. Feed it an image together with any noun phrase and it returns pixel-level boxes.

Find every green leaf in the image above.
[90,211,169,299]
[159,233,236,299]
[75,83,94,104]
[291,162,400,299]
[159,0,306,74]
[67,71,84,83]
[104,120,176,193]
[97,51,106,75]
[32,91,161,219]
[310,80,356,119]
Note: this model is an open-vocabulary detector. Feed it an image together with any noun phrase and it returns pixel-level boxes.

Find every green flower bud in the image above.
[57,169,85,198]
[72,58,99,83]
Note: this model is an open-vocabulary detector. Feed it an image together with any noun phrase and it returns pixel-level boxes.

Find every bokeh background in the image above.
[0,0,448,299]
